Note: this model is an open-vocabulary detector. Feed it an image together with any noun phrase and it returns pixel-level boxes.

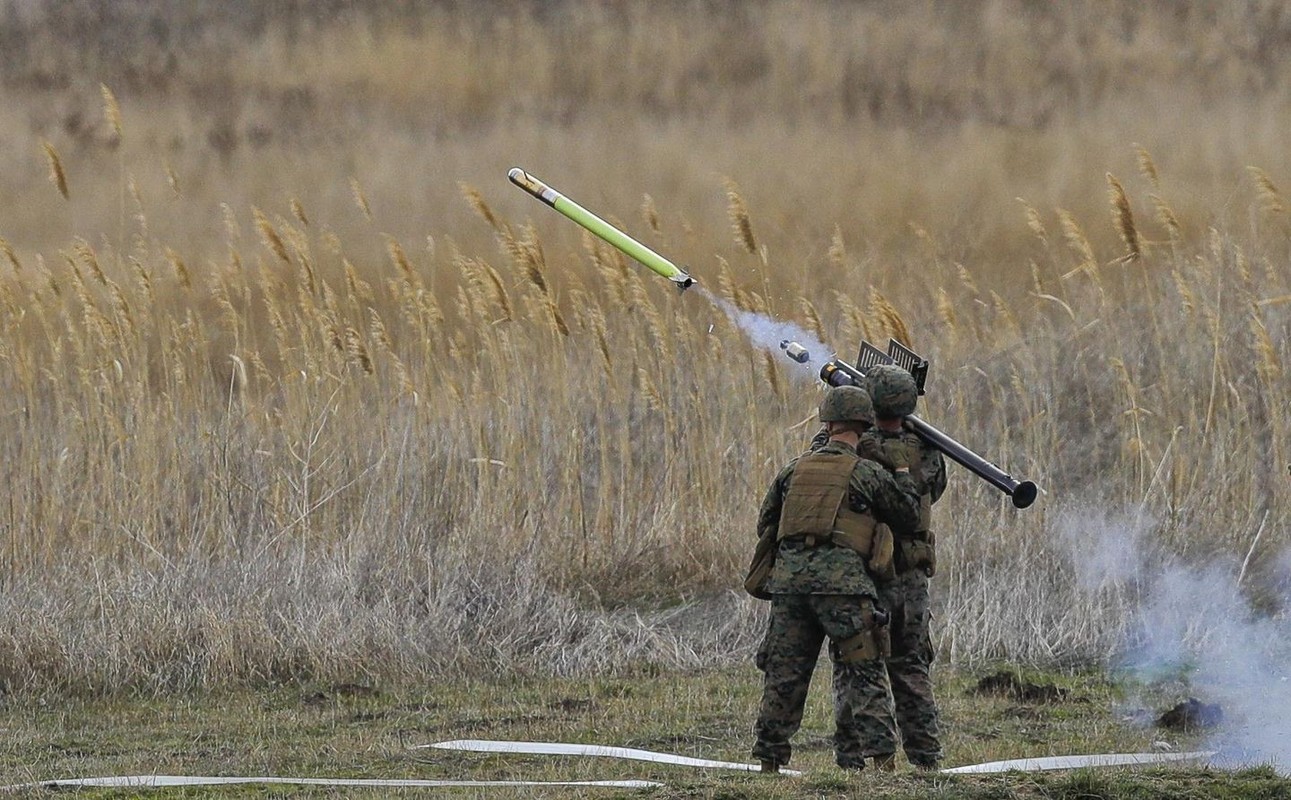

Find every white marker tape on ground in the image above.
[424,739,803,776]
[0,775,661,791]
[941,750,1216,774]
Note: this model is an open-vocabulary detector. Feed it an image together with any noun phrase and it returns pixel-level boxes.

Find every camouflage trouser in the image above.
[879,569,942,767]
[752,594,897,769]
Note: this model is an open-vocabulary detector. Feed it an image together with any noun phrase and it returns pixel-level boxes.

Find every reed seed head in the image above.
[41,140,69,199]
[1107,173,1141,260]
[350,176,373,220]
[0,236,20,272]
[100,83,122,144]
[1248,166,1285,216]
[1134,143,1159,189]
[724,178,758,255]
[253,207,291,265]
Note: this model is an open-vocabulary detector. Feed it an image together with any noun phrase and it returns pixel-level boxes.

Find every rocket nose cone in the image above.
[508,168,525,183]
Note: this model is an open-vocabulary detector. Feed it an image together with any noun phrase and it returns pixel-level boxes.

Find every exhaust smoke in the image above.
[1059,507,1291,773]
[698,288,831,377]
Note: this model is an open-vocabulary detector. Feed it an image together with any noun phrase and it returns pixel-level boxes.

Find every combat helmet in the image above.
[866,364,918,418]
[819,385,875,425]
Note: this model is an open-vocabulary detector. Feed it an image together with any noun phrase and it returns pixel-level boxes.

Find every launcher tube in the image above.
[820,358,1038,508]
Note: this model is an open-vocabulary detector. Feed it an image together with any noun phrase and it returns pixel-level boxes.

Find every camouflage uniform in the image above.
[752,396,921,771]
[860,427,947,768]
[824,362,946,769]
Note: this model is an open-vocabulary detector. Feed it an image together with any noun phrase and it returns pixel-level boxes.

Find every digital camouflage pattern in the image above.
[752,439,921,769]
[859,428,947,508]
[753,594,898,768]
[758,442,921,596]
[866,363,919,419]
[877,568,940,766]
[818,384,875,425]
[860,426,947,768]
[806,421,948,767]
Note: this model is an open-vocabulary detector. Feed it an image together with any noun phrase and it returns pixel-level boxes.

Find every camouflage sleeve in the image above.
[807,425,830,453]
[856,431,893,469]
[852,461,921,537]
[864,429,947,502]
[755,461,796,540]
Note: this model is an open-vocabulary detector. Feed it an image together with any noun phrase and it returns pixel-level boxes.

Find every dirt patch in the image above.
[1157,698,1223,731]
[970,671,1069,703]
[302,683,381,706]
[548,697,597,714]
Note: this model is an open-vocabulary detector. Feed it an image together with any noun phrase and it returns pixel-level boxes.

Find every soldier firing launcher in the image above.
[783,337,1039,509]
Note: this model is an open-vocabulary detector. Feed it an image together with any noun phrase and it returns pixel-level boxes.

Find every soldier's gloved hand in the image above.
[857,437,893,469]
[878,434,922,478]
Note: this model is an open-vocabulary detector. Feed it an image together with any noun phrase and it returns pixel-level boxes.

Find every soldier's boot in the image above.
[760,760,781,774]
[872,753,897,772]
[908,755,940,771]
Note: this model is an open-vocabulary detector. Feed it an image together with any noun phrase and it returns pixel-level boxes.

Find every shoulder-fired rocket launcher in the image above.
[782,338,1039,509]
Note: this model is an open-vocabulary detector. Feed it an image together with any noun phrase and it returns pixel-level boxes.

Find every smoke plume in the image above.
[1060,506,1291,773]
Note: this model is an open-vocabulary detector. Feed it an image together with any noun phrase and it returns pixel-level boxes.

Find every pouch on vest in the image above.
[901,530,937,577]
[837,601,892,663]
[894,494,935,577]
[869,524,896,583]
[744,529,777,600]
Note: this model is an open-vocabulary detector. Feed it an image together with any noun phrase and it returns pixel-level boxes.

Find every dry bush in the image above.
[0,1,1287,693]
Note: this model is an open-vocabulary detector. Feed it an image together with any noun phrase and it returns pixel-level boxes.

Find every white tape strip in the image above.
[0,775,661,790]
[941,750,1216,774]
[424,739,802,776]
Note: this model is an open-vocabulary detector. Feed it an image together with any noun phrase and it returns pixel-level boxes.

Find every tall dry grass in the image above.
[0,1,1287,693]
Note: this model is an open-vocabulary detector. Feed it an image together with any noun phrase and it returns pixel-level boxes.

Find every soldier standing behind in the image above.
[750,385,922,773]
[858,364,948,770]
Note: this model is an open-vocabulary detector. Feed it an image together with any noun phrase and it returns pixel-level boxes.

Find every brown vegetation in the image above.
[0,1,1287,693]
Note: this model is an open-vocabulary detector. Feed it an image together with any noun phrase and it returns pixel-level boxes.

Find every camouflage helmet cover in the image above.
[866,364,918,418]
[819,385,875,425]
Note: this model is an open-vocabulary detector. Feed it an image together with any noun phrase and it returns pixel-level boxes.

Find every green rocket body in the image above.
[508,168,695,290]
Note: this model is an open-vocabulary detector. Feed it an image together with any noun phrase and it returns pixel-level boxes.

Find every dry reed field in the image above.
[0,0,1288,705]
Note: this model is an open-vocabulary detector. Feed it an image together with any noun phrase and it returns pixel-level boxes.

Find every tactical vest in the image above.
[777,452,880,559]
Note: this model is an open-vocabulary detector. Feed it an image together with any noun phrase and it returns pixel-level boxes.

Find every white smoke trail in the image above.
[1059,507,1291,773]
[696,288,834,379]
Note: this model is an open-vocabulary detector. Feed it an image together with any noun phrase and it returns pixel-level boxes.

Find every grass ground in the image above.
[2,666,1285,798]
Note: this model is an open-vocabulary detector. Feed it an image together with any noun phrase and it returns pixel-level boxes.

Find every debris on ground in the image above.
[1156,698,1223,731]
[970,671,1068,703]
